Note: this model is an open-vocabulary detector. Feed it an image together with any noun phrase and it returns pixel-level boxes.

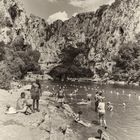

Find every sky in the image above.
[20,0,115,24]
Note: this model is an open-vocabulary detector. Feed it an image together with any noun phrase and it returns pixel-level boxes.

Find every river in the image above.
[42,80,140,140]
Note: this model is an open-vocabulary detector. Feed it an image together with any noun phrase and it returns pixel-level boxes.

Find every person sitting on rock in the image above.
[16,92,33,115]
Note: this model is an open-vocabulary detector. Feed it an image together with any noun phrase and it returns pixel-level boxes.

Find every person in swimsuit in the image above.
[16,92,33,114]
[97,98,107,129]
[30,79,42,112]
[107,102,113,111]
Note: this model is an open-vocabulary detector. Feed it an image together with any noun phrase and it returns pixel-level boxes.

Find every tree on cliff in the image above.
[112,42,140,81]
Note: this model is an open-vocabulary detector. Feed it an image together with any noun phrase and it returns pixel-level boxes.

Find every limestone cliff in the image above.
[0,0,140,86]
[35,0,140,82]
[0,0,41,88]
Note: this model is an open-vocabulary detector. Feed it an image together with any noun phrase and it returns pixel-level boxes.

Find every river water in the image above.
[42,81,140,140]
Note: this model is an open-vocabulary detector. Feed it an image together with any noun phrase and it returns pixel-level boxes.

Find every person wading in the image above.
[94,91,99,112]
[97,98,107,129]
[31,79,42,112]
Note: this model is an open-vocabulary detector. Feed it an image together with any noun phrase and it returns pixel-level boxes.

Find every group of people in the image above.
[6,79,42,115]
[52,85,112,130]
[94,91,113,129]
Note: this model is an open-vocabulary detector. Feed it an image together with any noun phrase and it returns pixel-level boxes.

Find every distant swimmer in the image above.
[75,89,79,93]
[107,102,113,111]
[69,93,73,97]
[77,98,91,105]
[123,103,126,106]
[116,92,120,96]
[128,94,131,97]
[118,103,126,107]
[70,97,73,100]
[87,93,92,98]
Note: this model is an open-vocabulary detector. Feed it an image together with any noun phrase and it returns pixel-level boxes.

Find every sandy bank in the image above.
[0,86,79,140]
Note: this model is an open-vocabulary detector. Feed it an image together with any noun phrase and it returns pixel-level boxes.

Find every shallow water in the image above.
[42,81,140,140]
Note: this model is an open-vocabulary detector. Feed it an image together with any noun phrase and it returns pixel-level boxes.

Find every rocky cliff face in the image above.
[0,0,140,86]
[0,0,41,88]
[36,0,140,82]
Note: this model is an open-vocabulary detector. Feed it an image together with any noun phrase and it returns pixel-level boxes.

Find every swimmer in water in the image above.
[128,94,131,98]
[107,102,113,111]
[87,93,92,98]
[116,92,120,96]
[123,103,126,106]
[77,97,91,105]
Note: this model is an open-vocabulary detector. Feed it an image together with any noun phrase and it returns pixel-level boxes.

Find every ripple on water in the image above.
[42,81,140,140]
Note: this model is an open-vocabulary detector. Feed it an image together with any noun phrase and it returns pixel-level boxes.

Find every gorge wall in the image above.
[0,0,140,87]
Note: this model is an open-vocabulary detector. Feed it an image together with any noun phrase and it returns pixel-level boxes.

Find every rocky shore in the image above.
[0,84,79,140]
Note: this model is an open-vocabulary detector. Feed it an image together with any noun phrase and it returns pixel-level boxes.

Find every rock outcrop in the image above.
[1,0,140,86]
[25,0,140,82]
[50,0,140,82]
[0,0,41,88]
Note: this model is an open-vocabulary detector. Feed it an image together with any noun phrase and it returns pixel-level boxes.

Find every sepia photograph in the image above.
[0,0,140,139]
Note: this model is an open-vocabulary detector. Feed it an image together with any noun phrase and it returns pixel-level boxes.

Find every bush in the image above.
[28,50,40,62]
[112,42,140,81]
[12,35,24,51]
[0,42,5,61]
[8,4,18,22]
